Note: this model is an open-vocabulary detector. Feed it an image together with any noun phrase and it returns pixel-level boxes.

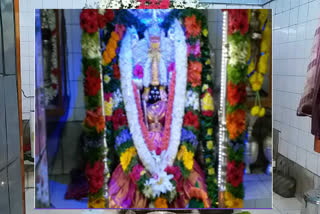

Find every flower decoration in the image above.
[133,64,144,79]
[187,40,201,57]
[85,161,104,194]
[187,61,202,87]
[247,10,271,118]
[137,0,170,9]
[227,160,245,187]
[224,9,249,208]
[154,197,168,208]
[113,63,121,79]
[81,9,113,208]
[112,108,128,130]
[120,147,137,172]
[102,31,120,65]
[227,82,247,106]
[227,9,249,35]
[184,14,201,38]
[84,107,105,134]
[183,111,200,130]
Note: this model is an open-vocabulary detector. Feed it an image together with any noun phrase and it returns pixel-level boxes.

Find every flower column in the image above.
[224,9,249,208]
[80,9,111,208]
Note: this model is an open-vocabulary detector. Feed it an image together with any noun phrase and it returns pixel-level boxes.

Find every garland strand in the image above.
[247,9,271,117]
[80,9,114,208]
[224,9,249,208]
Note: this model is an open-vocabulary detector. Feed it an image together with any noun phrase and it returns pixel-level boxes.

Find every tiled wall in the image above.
[264,0,320,176]
[20,1,88,121]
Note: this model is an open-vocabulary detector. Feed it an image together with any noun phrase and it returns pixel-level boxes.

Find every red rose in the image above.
[227,82,247,106]
[84,66,101,96]
[85,19,98,34]
[227,160,244,187]
[104,9,114,22]
[98,14,108,29]
[52,83,57,89]
[80,10,99,33]
[113,64,120,79]
[202,111,213,117]
[183,111,199,130]
[85,161,104,194]
[112,108,128,130]
[52,68,59,76]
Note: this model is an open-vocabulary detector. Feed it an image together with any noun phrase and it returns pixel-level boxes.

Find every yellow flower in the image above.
[207,74,211,81]
[202,28,208,37]
[207,128,213,136]
[88,197,105,208]
[208,167,215,175]
[205,158,211,164]
[258,107,266,117]
[201,92,214,111]
[177,145,187,160]
[104,74,111,83]
[120,147,137,171]
[183,149,194,170]
[248,61,255,75]
[258,54,268,74]
[205,59,211,65]
[225,191,243,208]
[202,84,209,92]
[104,100,113,117]
[249,72,264,91]
[251,105,260,116]
[207,140,213,150]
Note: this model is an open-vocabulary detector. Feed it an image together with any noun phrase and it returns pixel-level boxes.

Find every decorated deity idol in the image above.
[102,10,216,208]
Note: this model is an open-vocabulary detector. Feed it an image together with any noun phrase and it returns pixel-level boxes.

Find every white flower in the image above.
[98,9,105,15]
[185,90,199,111]
[112,88,123,109]
[145,170,174,198]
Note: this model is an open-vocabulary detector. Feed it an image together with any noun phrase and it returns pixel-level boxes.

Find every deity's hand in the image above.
[160,87,167,101]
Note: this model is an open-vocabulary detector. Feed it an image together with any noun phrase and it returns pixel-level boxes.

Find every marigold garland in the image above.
[224,9,249,208]
[247,9,271,117]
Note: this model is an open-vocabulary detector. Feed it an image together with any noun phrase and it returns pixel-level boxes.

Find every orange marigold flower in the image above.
[185,15,201,38]
[154,197,168,208]
[188,61,202,87]
[84,107,105,133]
[226,109,246,140]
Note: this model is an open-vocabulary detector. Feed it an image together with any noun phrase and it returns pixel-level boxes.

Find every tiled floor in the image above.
[243,173,272,208]
[241,193,303,214]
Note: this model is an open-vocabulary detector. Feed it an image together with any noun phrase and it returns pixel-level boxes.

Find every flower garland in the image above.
[80,9,114,208]
[247,9,271,117]
[137,0,170,9]
[224,9,249,208]
[41,9,59,105]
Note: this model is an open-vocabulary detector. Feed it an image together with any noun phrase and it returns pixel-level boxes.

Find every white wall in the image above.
[264,0,320,176]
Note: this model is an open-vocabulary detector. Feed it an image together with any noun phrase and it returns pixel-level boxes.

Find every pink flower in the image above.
[129,164,144,182]
[165,166,181,182]
[153,173,159,180]
[156,147,162,155]
[133,64,144,79]
[104,92,112,102]
[168,62,175,72]
[187,40,201,57]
